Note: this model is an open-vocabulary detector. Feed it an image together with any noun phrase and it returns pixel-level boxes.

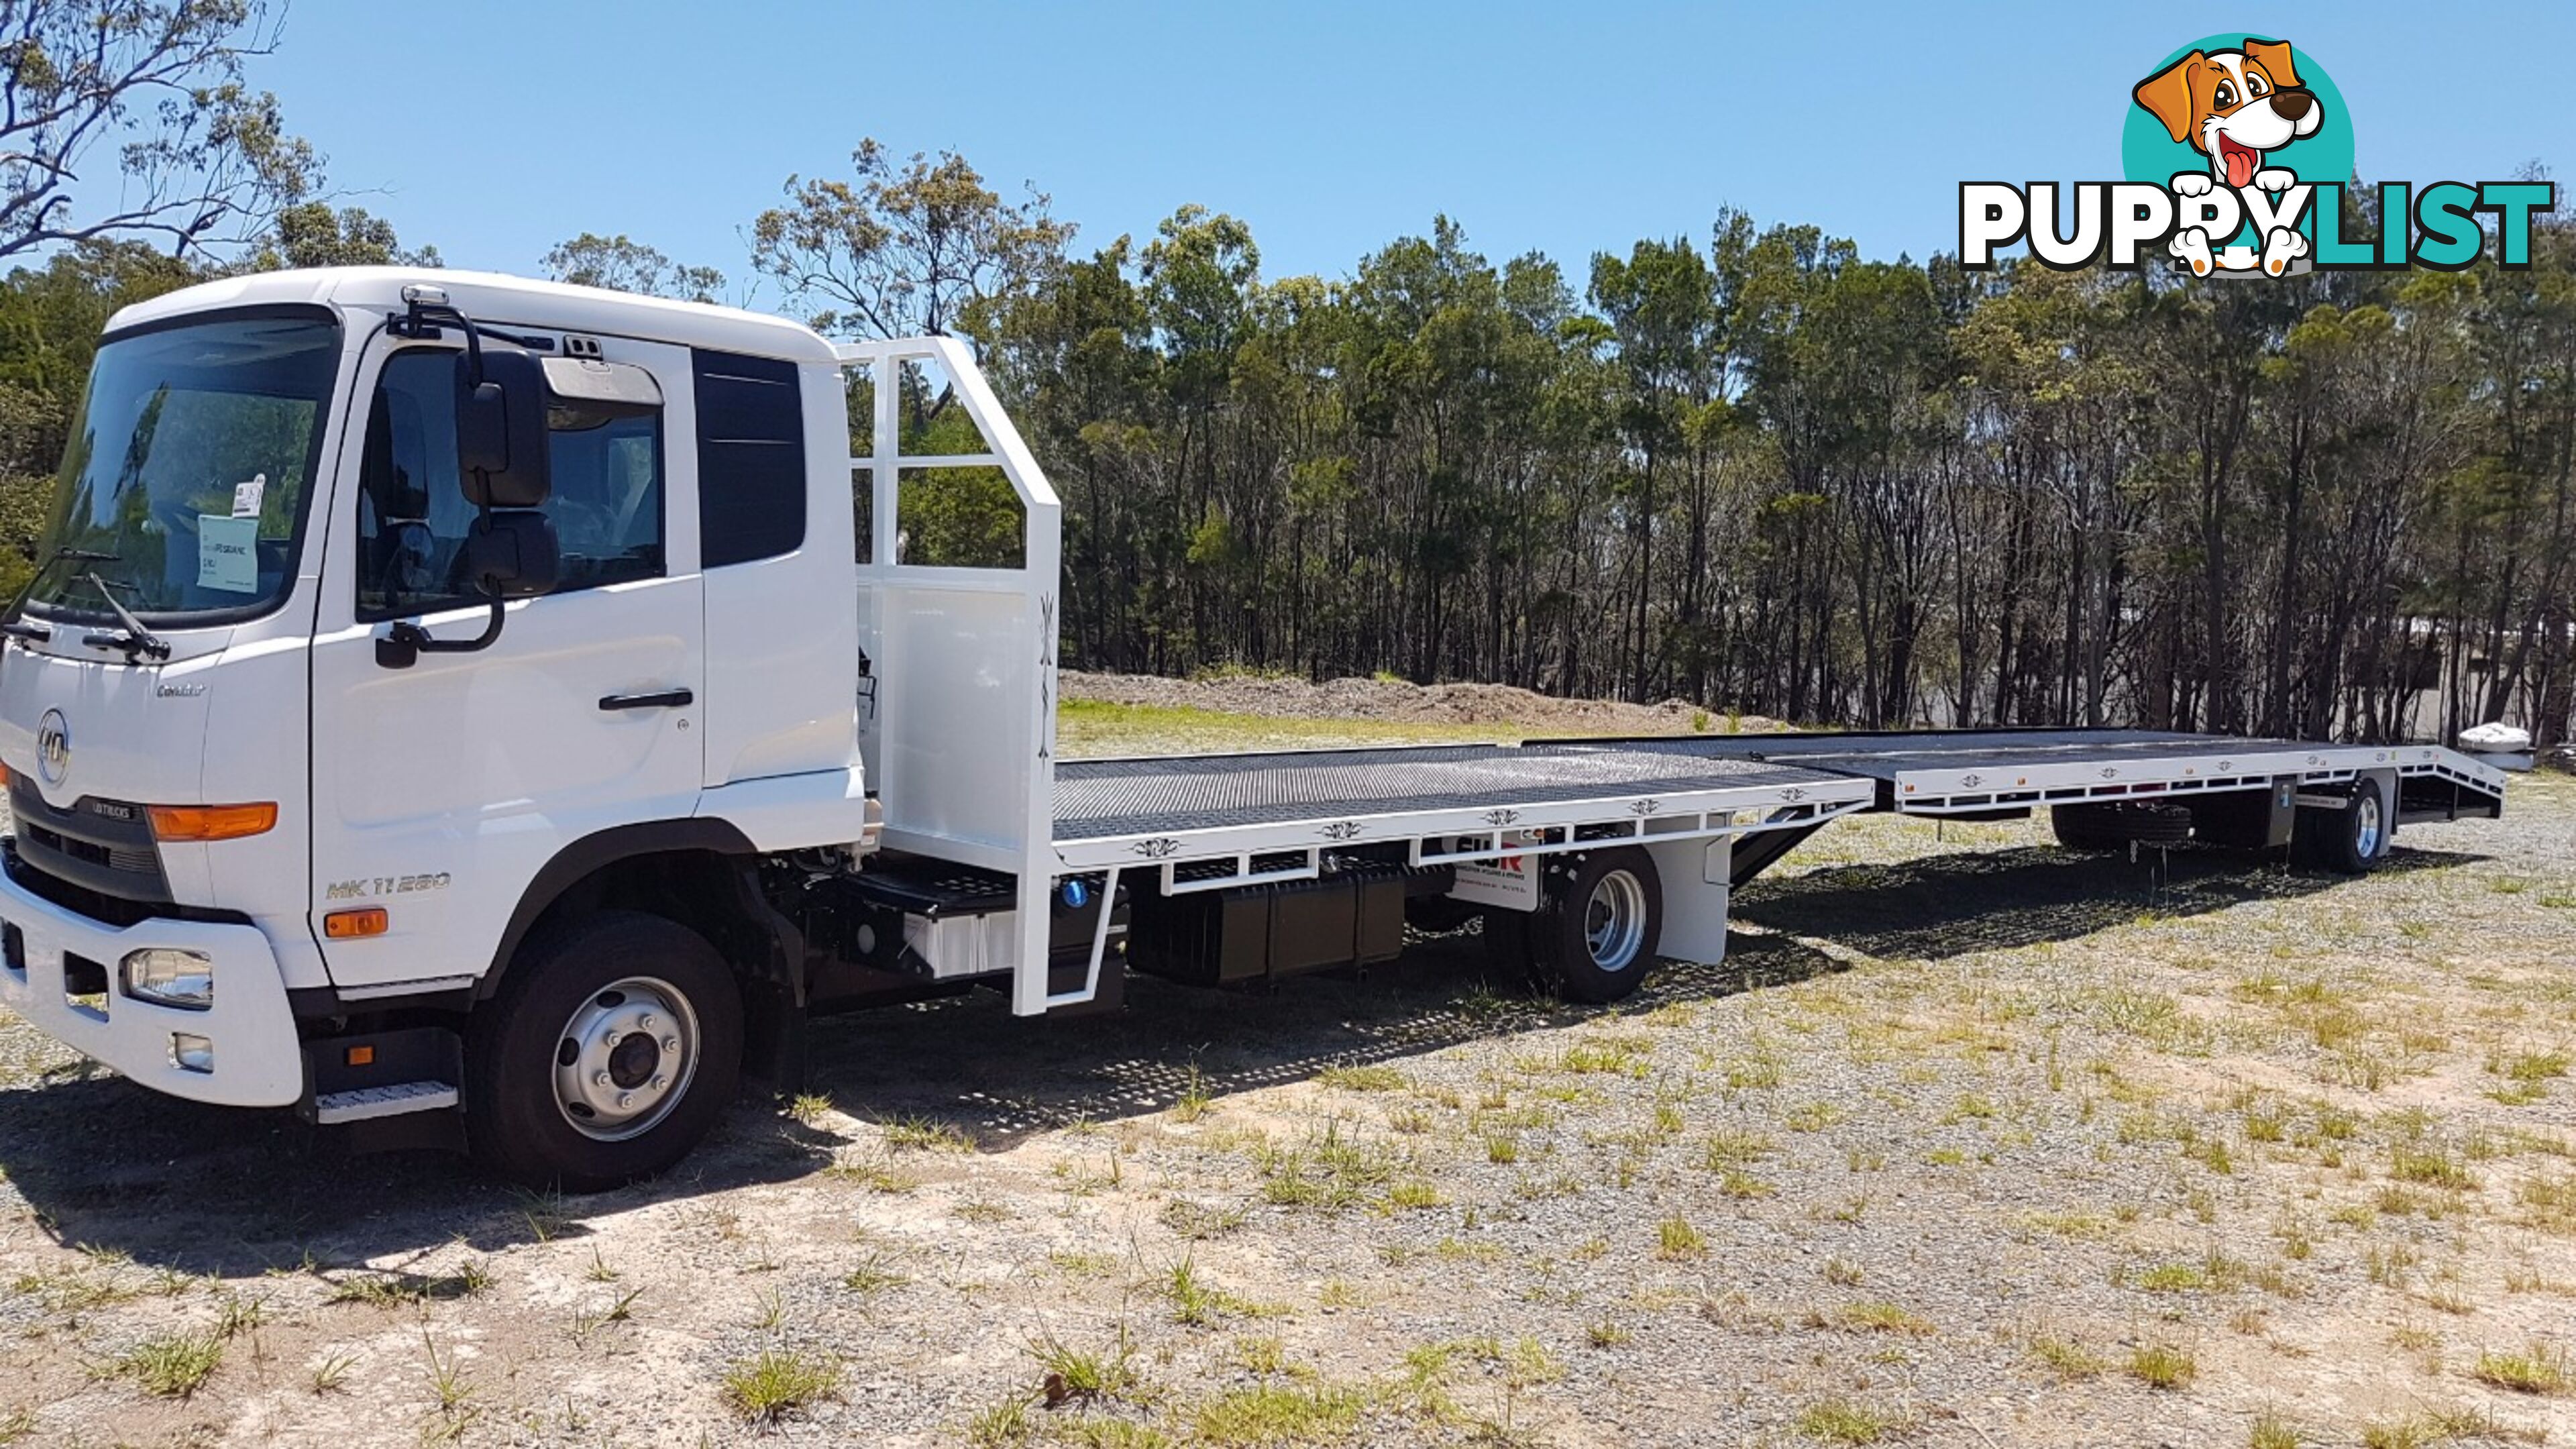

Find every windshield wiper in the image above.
[79,572,170,662]
[0,546,125,643]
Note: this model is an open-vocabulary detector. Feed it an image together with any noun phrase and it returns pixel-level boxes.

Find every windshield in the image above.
[26,310,339,624]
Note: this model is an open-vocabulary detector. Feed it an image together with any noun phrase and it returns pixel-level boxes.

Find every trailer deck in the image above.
[1578,729,2510,818]
[1049,729,2508,877]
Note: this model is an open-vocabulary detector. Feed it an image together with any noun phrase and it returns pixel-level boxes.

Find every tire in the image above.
[2301,777,2390,876]
[2050,807,2121,852]
[1532,847,1662,1006]
[466,910,743,1191]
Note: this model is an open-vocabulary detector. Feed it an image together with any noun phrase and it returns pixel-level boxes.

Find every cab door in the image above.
[307,331,706,991]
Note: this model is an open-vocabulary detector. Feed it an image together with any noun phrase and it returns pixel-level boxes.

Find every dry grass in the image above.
[0,707,2569,1447]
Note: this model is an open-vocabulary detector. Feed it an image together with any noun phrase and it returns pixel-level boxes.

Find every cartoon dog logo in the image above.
[2132,38,2322,276]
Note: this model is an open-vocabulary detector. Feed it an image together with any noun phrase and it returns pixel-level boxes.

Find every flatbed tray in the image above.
[1566,729,2504,814]
[1047,729,2504,867]
[1054,742,1849,842]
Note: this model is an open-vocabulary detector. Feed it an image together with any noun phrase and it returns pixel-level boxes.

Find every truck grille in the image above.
[7,778,171,906]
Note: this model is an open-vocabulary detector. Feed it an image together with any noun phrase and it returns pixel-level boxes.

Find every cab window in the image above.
[356,349,665,620]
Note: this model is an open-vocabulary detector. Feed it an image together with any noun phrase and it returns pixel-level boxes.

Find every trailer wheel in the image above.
[2050,806,2121,852]
[2300,777,2390,875]
[466,910,743,1191]
[1534,847,1662,1005]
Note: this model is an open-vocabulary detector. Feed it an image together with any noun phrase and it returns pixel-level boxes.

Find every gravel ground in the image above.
[0,694,2569,1448]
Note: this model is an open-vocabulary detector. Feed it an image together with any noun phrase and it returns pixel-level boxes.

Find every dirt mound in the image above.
[1061,669,1776,736]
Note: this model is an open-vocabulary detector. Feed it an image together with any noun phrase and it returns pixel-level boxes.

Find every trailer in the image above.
[0,271,2508,1189]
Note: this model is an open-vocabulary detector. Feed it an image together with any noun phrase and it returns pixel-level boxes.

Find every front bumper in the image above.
[0,862,301,1107]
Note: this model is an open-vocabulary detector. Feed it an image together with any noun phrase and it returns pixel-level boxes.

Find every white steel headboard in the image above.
[836,337,1068,1014]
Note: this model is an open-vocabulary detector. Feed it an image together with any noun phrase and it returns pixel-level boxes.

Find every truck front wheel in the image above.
[466,910,743,1191]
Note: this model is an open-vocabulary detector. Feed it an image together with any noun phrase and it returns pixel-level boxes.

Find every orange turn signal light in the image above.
[0,760,11,787]
[344,1044,376,1067]
[146,802,278,842]
[323,907,388,940]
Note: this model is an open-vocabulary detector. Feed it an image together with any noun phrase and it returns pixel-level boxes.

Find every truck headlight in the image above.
[121,949,213,1010]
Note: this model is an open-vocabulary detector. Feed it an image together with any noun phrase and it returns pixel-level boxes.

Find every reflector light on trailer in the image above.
[345,1044,375,1067]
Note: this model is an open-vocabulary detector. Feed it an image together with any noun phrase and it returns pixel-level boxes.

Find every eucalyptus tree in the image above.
[0,0,315,260]
[543,233,722,302]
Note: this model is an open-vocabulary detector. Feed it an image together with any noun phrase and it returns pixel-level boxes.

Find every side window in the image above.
[356,350,665,620]
[694,349,805,567]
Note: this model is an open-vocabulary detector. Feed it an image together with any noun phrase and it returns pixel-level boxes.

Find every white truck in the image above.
[0,270,2510,1189]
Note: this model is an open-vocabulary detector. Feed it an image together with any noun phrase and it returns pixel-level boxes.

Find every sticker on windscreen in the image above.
[231,472,266,518]
[197,514,258,592]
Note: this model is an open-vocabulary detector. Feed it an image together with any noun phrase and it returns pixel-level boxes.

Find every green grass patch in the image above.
[1830,1301,1933,1335]
[2471,1342,2570,1395]
[1315,1063,1407,1093]
[1029,1326,1138,1405]
[882,1114,975,1152]
[721,1347,841,1424]
[2127,1343,2197,1390]
[1656,1217,1708,1258]
[1187,1382,1362,1446]
[103,1330,223,1398]
[1796,1396,1902,1444]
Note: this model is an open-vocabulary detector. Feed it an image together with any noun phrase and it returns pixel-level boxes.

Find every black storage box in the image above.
[1128,868,1406,986]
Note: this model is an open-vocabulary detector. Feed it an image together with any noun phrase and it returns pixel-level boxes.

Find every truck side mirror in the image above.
[458,511,559,599]
[455,346,552,507]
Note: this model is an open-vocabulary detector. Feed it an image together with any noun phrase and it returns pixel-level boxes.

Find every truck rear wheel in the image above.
[1534,847,1662,1005]
[466,910,743,1191]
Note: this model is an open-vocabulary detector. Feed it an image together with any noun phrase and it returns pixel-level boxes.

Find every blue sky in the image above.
[254,1,2575,296]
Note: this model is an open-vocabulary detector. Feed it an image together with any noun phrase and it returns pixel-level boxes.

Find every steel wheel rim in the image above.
[1582,869,1648,973]
[553,976,700,1142]
[2354,794,2383,859]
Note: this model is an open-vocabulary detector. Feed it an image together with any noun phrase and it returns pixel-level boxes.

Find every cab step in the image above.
[312,1080,458,1124]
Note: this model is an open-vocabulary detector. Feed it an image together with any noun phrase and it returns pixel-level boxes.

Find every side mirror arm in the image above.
[374,596,506,670]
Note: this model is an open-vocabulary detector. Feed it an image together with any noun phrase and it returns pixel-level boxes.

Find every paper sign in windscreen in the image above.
[197,514,259,593]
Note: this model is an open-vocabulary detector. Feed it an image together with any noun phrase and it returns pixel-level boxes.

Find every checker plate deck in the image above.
[1053,743,1847,842]
[1052,729,2500,845]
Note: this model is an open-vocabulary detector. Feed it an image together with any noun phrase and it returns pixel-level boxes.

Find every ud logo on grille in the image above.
[34,708,67,786]
[1960,34,2553,276]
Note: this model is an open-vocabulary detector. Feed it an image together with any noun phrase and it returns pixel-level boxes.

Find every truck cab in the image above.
[0,270,895,1186]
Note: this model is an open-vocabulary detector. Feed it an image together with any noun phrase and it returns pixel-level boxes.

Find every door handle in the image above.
[599,688,693,711]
